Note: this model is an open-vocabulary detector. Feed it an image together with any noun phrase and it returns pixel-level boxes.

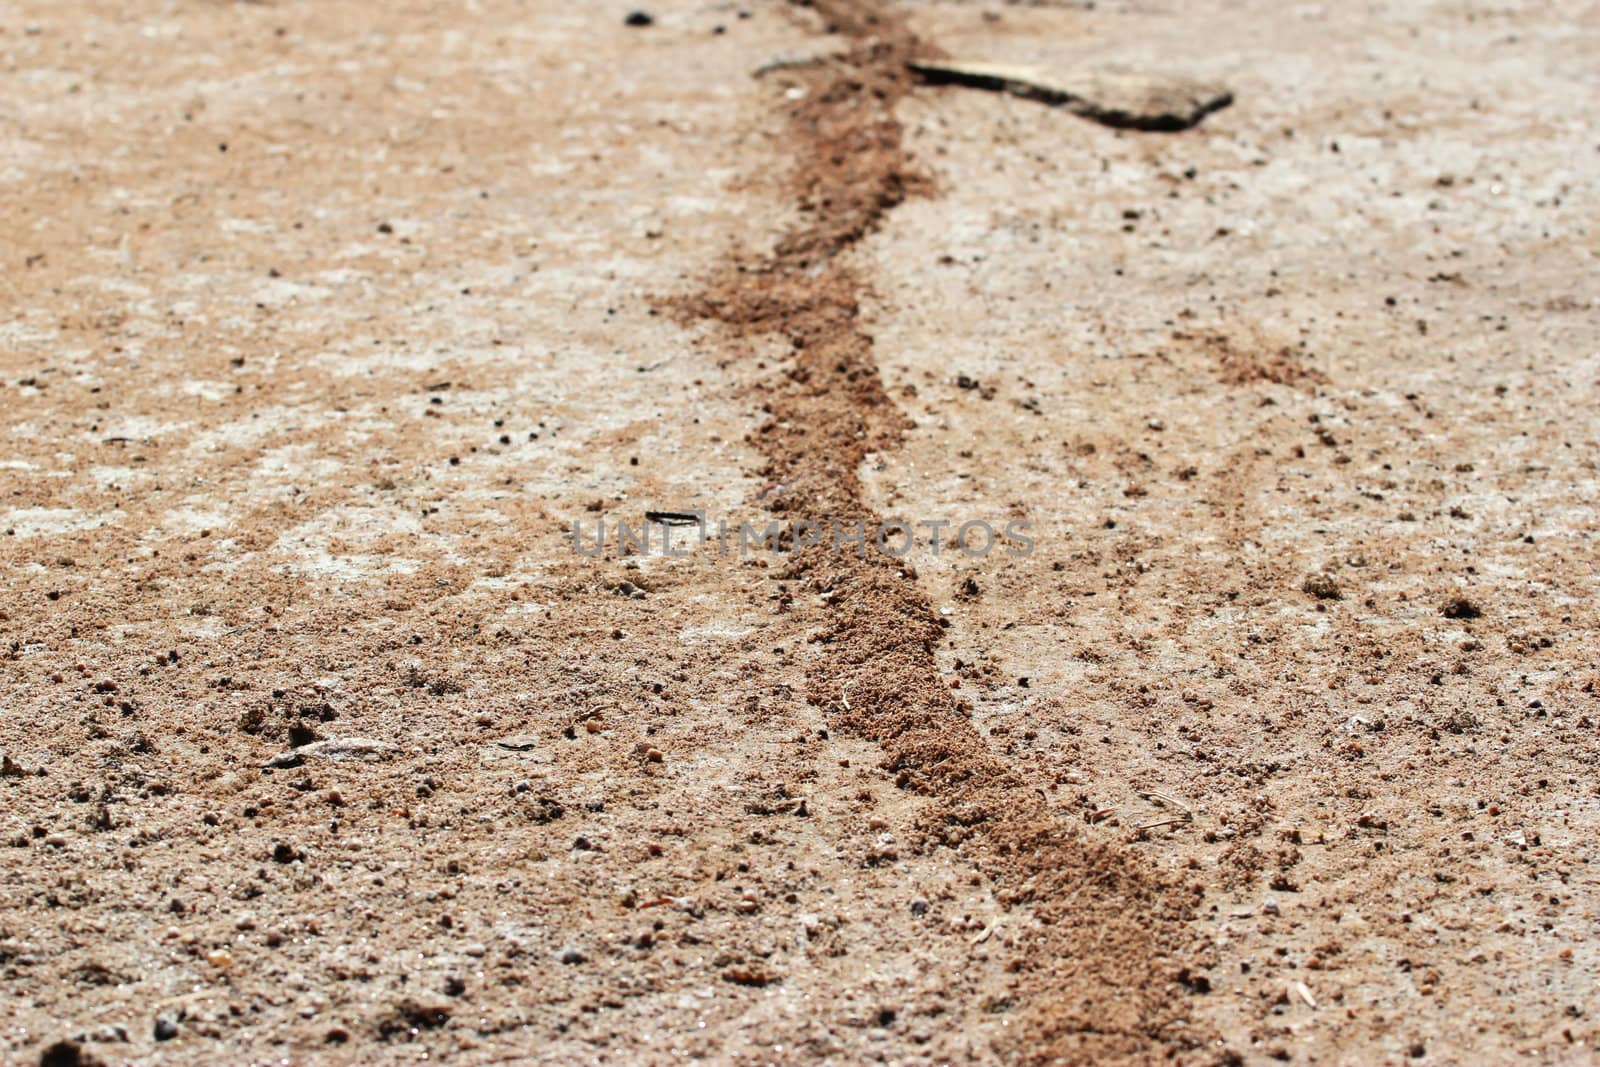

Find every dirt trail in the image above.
[679,2,1208,1059]
[6,0,1599,1062]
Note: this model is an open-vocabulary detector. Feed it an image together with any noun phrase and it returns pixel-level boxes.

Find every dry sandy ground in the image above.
[2,1,1598,1064]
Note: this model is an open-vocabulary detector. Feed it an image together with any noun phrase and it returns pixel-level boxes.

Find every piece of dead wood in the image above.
[752,47,844,79]
[262,737,398,767]
[909,60,1233,131]
[1136,789,1196,830]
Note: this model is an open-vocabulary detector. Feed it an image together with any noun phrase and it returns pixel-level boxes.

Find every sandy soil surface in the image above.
[2,1,1598,1064]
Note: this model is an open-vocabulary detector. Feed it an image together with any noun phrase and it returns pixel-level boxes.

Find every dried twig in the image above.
[1136,790,1195,830]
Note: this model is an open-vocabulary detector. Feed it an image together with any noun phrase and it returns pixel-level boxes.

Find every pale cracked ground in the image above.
[2,1,1598,1065]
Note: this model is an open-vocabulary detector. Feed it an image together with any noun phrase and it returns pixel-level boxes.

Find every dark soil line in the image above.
[675,2,1215,1060]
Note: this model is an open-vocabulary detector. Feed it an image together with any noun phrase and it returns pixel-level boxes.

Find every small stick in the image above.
[1139,790,1193,816]
[645,510,702,527]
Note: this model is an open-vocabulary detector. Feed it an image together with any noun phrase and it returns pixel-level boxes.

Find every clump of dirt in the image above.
[375,998,451,1041]
[1302,571,1343,600]
[38,1041,104,1067]
[1441,595,1483,620]
[1179,328,1329,387]
[673,1,1210,1059]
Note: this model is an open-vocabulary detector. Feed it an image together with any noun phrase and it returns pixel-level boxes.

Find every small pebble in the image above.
[71,1024,129,1044]
[1302,572,1342,601]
